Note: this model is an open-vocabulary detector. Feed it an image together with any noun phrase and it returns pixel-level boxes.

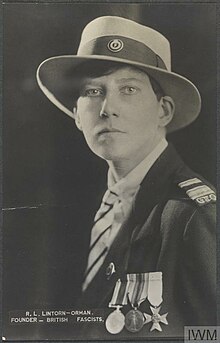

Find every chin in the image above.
[90,146,123,161]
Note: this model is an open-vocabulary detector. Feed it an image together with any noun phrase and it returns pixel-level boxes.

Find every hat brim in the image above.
[37,55,201,133]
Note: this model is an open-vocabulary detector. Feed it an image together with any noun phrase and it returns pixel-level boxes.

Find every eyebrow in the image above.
[80,79,101,87]
[80,77,145,86]
[115,77,145,84]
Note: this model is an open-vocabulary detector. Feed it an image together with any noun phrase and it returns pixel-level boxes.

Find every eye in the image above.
[82,88,104,97]
[120,86,138,95]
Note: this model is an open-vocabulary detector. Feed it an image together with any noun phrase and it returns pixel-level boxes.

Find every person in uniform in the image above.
[37,16,216,339]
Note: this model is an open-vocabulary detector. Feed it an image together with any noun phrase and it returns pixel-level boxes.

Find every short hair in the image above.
[71,60,165,107]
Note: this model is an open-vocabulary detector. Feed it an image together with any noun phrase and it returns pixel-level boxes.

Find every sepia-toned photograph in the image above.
[2,1,217,341]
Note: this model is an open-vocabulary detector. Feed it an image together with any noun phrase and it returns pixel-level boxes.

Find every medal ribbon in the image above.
[109,279,129,307]
[127,273,147,308]
[148,272,163,307]
[109,272,163,308]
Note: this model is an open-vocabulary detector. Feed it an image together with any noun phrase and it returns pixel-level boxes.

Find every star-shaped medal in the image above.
[144,306,168,332]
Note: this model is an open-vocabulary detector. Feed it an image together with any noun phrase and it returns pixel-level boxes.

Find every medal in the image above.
[144,306,168,332]
[105,279,128,334]
[106,271,168,334]
[105,306,125,334]
[125,308,145,333]
[143,273,168,332]
[124,273,149,333]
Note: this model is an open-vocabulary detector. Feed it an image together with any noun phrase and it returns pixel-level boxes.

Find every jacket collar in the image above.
[132,143,185,225]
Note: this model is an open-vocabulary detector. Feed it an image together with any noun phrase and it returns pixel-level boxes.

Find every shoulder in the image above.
[165,173,216,209]
[160,175,216,234]
[177,176,216,206]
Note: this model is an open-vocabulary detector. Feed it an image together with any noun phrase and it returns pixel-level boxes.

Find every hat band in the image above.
[78,35,167,70]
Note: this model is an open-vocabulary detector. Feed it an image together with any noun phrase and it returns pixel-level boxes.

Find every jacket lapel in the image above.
[132,144,184,226]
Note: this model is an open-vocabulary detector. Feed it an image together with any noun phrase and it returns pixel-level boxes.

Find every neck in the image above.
[107,161,132,181]
[107,136,167,181]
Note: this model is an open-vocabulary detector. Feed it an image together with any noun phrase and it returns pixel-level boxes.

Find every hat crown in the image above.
[78,16,171,70]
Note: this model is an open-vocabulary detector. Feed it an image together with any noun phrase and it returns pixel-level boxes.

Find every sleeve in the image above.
[181,203,216,325]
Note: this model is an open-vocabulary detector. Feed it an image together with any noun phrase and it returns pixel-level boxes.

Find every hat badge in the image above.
[107,39,124,52]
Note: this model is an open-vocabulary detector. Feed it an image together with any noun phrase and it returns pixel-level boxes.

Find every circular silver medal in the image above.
[105,308,125,334]
[125,309,145,333]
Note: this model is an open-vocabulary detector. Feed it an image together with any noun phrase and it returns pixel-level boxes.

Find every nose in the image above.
[99,96,119,118]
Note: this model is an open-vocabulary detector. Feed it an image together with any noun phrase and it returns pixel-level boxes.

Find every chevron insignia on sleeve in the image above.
[178,178,216,206]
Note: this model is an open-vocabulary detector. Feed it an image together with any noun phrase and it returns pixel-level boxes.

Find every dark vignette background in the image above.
[3,2,216,208]
[2,2,217,341]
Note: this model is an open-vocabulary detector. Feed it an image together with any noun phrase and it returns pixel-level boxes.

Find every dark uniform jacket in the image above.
[3,144,216,340]
[76,144,216,340]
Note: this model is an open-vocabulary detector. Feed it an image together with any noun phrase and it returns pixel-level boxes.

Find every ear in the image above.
[73,107,83,131]
[158,96,175,128]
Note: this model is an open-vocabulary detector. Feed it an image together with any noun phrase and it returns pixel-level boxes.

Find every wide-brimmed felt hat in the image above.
[36,16,201,133]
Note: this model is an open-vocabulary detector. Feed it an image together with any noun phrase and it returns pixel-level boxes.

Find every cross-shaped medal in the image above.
[144,306,168,332]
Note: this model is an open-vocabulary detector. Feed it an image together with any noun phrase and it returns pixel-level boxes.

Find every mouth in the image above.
[97,128,124,135]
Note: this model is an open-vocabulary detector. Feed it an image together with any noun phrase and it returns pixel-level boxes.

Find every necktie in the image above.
[82,189,119,291]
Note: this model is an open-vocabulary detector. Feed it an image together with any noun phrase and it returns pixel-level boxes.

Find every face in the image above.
[74,66,169,165]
